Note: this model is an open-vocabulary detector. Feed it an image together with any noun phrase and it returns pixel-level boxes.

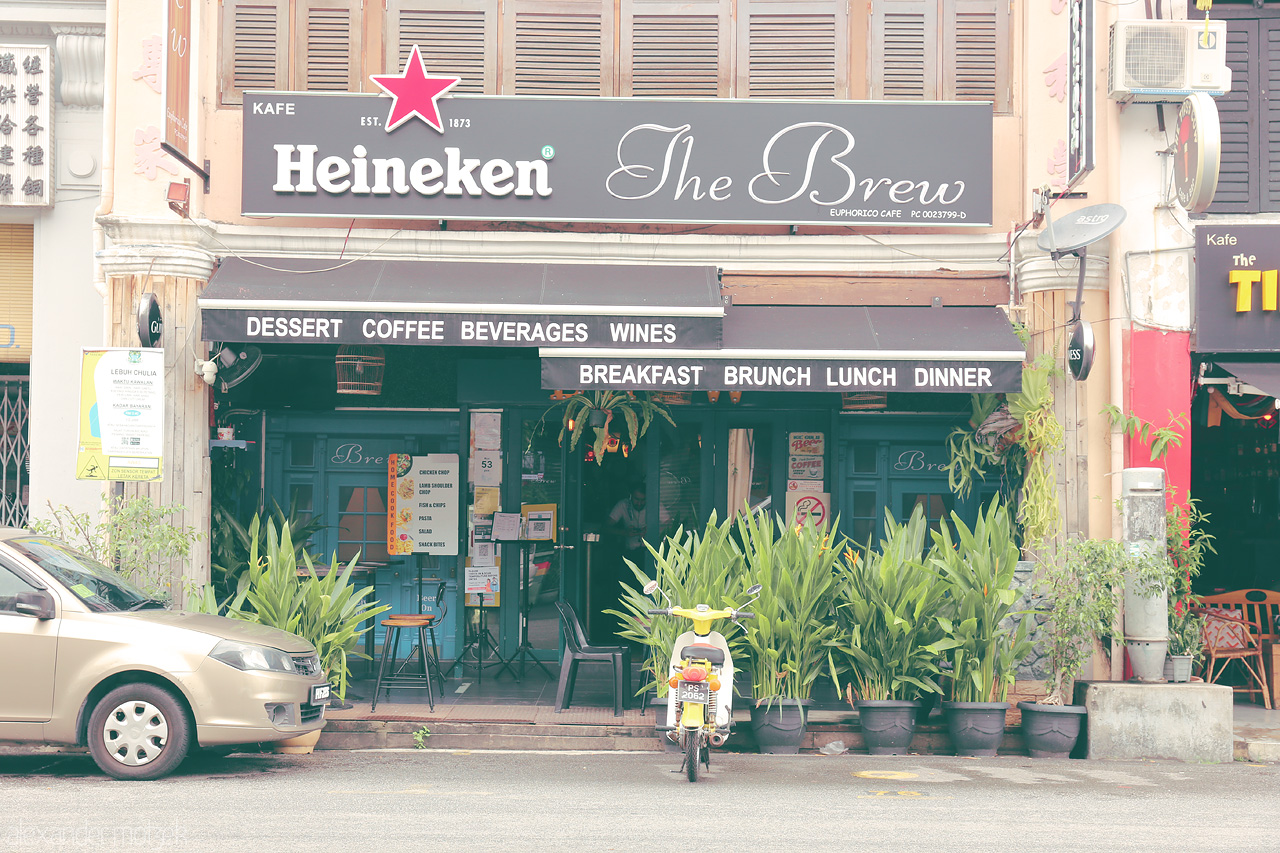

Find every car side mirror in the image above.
[15,589,56,620]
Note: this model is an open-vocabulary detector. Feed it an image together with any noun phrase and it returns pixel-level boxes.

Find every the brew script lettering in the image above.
[893,451,946,473]
[605,122,967,210]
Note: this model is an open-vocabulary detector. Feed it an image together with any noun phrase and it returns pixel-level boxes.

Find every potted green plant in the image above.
[606,512,747,736]
[1018,538,1125,758]
[1165,604,1205,682]
[543,390,676,464]
[226,518,390,752]
[827,505,947,755]
[927,497,1032,757]
[737,511,843,754]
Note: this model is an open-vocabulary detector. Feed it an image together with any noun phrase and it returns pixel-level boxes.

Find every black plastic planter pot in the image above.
[941,701,1009,757]
[854,700,921,755]
[1016,701,1086,759]
[749,699,808,754]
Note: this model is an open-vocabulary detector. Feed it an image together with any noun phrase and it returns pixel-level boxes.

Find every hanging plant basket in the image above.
[335,345,385,395]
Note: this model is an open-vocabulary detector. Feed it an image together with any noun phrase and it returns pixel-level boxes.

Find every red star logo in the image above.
[369,46,460,133]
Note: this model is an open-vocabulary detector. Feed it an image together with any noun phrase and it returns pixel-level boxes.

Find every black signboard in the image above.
[1067,319,1095,381]
[201,308,721,349]
[540,355,1022,393]
[1195,225,1280,353]
[242,93,993,227]
[137,293,163,348]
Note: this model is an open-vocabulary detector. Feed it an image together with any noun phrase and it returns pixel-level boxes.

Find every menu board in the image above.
[388,453,460,555]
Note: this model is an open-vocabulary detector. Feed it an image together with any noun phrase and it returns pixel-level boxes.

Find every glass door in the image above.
[519,414,568,658]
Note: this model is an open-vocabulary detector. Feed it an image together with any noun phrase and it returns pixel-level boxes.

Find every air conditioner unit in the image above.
[1108,19,1231,102]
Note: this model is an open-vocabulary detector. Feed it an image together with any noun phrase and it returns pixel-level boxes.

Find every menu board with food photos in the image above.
[387,453,459,555]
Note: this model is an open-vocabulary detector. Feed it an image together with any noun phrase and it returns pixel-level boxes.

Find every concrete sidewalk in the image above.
[321,695,1280,759]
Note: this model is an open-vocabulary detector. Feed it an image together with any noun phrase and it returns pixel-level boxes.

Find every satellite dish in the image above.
[1036,203,1126,383]
[1036,203,1127,255]
[203,345,262,392]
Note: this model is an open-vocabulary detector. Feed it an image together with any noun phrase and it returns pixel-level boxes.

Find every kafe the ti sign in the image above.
[243,49,993,227]
[1196,225,1280,353]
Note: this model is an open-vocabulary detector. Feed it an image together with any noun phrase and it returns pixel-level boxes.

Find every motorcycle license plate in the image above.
[676,681,711,704]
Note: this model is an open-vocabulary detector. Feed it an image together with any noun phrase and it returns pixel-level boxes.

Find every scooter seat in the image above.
[679,644,725,666]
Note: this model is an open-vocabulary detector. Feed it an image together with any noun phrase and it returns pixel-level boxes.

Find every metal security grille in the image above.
[0,378,29,528]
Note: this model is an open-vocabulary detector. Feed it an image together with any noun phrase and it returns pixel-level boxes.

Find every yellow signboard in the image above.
[77,348,165,482]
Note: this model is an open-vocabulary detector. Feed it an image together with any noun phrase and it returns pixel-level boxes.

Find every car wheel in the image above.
[87,683,191,780]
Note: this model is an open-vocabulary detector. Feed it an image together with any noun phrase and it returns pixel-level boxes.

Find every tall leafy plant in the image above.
[606,512,748,697]
[32,497,201,600]
[226,518,390,701]
[827,505,947,703]
[737,511,843,704]
[927,498,1032,704]
[1035,538,1125,705]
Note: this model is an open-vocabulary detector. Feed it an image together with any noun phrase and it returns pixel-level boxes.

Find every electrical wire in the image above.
[187,215,404,274]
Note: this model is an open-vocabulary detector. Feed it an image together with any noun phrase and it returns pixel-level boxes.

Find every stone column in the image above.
[99,241,216,595]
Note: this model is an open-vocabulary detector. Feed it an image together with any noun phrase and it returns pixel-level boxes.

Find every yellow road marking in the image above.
[853,770,919,780]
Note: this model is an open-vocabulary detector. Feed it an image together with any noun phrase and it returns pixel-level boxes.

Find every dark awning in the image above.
[1212,361,1280,398]
[198,257,723,349]
[540,305,1025,393]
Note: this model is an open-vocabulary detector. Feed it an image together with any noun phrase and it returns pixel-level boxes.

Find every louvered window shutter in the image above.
[870,0,938,101]
[503,0,615,96]
[620,0,730,98]
[1209,18,1257,212]
[221,0,288,105]
[1262,18,1280,212]
[296,0,362,92]
[386,0,498,94]
[737,0,848,99]
[942,0,1008,113]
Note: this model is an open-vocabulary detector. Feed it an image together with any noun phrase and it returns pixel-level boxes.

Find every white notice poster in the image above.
[473,450,502,486]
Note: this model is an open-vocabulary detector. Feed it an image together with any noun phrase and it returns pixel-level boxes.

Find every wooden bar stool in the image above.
[371,615,436,712]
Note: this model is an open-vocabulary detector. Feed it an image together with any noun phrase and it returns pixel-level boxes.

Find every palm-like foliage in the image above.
[927,498,1031,704]
[737,511,844,704]
[828,506,947,702]
[548,390,676,465]
[606,512,749,697]
[227,518,390,701]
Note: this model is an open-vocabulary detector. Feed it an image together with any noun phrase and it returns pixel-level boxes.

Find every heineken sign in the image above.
[243,51,993,226]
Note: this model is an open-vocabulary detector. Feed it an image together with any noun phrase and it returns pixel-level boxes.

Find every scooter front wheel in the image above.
[686,731,701,782]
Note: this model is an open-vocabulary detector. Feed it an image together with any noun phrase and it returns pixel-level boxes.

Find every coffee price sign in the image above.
[388,453,459,555]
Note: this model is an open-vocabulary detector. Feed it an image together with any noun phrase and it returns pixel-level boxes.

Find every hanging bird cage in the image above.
[335,345,385,395]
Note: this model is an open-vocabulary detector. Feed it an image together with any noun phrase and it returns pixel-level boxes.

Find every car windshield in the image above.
[7,536,155,613]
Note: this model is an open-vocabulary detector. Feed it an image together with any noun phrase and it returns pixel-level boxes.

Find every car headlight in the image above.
[209,640,297,673]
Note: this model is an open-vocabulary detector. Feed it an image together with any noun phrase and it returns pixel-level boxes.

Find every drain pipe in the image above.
[91,0,119,303]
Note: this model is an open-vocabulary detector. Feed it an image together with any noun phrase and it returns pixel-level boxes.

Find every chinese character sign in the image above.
[0,45,49,207]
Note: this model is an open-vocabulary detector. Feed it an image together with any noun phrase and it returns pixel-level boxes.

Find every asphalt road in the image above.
[1,748,1277,852]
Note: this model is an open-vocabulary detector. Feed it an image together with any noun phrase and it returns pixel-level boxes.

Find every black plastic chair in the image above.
[554,601,630,716]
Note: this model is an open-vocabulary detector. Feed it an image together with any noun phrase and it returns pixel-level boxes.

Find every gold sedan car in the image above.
[0,529,329,780]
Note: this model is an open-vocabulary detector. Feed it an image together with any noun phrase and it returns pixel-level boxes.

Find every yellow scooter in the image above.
[644,580,760,782]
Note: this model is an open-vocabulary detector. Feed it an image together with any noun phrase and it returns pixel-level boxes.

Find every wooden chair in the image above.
[1192,604,1272,710]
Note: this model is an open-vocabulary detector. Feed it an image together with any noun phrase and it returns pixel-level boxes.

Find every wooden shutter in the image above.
[503,0,615,96]
[386,0,498,94]
[220,0,288,105]
[296,0,362,92]
[870,0,938,100]
[0,225,33,365]
[620,0,730,97]
[737,0,848,99]
[1263,18,1280,211]
[942,0,1008,113]
[1209,17,1257,212]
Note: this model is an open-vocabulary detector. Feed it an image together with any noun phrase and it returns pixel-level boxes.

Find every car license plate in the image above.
[676,681,710,704]
[309,683,331,705]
